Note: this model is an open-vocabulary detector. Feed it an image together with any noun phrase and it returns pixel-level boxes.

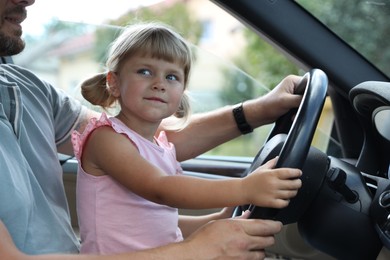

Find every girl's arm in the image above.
[179,207,234,238]
[83,130,302,209]
[161,75,303,161]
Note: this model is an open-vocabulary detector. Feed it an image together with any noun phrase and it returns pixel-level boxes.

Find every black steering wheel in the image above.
[233,69,328,224]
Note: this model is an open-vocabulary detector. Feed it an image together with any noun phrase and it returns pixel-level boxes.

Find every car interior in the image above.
[4,0,390,259]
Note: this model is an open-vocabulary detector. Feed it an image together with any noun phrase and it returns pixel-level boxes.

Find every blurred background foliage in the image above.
[21,0,386,157]
[297,0,390,76]
[26,0,389,97]
[23,1,300,157]
[35,0,300,97]
[25,0,356,157]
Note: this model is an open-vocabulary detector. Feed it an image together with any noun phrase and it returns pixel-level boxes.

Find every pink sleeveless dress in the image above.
[71,113,183,254]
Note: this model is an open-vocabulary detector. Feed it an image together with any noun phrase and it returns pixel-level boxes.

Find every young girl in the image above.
[72,22,302,254]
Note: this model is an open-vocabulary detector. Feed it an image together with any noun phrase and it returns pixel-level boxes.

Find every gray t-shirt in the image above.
[0,64,82,254]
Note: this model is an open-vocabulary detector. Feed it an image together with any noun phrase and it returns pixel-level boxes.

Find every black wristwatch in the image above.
[232,102,253,134]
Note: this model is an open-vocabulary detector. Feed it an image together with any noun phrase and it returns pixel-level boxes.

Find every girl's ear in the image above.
[107,71,121,98]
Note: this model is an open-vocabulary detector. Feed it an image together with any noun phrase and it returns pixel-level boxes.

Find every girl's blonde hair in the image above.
[81,22,192,124]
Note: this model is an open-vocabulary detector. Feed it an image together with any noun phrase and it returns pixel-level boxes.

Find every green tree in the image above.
[239,28,300,89]
[219,27,300,107]
[23,19,91,48]
[297,0,390,75]
[93,2,202,64]
[220,69,256,105]
[43,19,90,35]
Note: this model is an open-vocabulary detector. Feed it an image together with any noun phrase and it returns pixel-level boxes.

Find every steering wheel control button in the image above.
[379,190,390,208]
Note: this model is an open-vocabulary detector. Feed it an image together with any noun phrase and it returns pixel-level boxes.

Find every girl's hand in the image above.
[217,206,239,219]
[244,75,303,127]
[242,157,302,208]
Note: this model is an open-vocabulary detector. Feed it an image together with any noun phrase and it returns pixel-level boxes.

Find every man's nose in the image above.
[12,0,35,7]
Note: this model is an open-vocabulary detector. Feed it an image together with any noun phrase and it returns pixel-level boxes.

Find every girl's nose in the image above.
[152,78,166,92]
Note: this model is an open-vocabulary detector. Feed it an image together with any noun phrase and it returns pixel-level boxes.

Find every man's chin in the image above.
[0,33,25,56]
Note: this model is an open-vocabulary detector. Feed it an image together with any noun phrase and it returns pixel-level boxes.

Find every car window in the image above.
[14,0,339,157]
[296,0,390,78]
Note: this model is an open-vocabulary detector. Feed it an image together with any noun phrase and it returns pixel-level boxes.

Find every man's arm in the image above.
[0,218,281,260]
[57,109,101,155]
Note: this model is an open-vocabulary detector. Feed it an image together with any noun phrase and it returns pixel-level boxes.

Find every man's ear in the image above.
[106,71,120,97]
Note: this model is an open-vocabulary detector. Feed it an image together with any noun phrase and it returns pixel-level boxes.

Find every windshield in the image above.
[296,0,390,78]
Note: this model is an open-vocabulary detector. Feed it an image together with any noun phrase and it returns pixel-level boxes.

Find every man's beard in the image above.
[0,5,26,57]
[0,31,25,56]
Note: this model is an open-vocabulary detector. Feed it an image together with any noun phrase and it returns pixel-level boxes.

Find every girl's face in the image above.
[109,54,185,125]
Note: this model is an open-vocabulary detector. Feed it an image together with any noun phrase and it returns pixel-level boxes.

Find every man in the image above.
[0,0,302,259]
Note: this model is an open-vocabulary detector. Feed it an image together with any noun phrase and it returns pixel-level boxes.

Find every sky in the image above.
[23,0,162,35]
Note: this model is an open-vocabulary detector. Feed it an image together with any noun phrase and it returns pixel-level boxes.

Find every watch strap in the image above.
[233,102,253,134]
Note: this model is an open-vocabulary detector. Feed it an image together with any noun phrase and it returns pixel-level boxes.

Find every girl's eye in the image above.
[166,74,178,81]
[137,69,152,76]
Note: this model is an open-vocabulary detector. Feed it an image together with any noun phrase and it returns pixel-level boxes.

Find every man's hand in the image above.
[184,218,283,260]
